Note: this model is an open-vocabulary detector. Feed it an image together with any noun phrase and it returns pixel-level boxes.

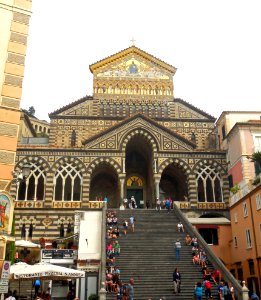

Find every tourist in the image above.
[129,215,135,233]
[165,198,171,213]
[5,292,15,300]
[175,239,181,260]
[191,236,198,247]
[223,282,233,300]
[249,292,260,300]
[112,215,118,226]
[156,198,161,212]
[128,278,135,300]
[194,282,203,300]
[33,279,41,297]
[177,221,184,232]
[173,267,181,294]
[130,196,136,209]
[218,281,225,300]
[123,198,128,208]
[203,279,212,300]
[228,282,235,300]
[203,267,212,281]
[212,269,222,284]
[184,234,192,245]
[123,219,128,235]
[113,240,121,256]
[192,252,200,265]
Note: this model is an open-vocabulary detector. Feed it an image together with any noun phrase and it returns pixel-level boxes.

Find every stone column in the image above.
[154,175,161,207]
[187,173,197,208]
[119,176,126,208]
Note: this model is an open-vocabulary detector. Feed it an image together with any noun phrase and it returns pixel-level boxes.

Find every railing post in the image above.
[241,281,249,300]
[99,202,107,299]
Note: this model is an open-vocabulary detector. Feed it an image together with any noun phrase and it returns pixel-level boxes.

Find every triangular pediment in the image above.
[82,114,195,152]
[173,98,215,120]
[90,46,177,78]
[49,96,93,117]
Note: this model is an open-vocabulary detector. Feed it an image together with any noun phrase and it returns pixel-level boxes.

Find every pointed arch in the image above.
[51,157,86,202]
[193,160,225,203]
[120,129,158,154]
[14,157,50,201]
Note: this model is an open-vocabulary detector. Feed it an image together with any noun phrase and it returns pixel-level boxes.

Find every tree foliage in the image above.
[250,151,261,166]
[28,106,35,116]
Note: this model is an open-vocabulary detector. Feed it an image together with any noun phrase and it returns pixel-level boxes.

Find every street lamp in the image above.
[11,163,31,183]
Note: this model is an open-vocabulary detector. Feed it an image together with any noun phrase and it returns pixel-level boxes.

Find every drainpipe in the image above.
[248,190,261,293]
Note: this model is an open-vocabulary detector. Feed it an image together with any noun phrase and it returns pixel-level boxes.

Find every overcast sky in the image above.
[21,0,261,121]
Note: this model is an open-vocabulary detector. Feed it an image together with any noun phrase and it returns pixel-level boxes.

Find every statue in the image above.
[21,223,26,238]
[71,129,77,147]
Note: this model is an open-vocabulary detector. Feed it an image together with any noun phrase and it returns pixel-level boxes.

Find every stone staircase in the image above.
[106,208,220,300]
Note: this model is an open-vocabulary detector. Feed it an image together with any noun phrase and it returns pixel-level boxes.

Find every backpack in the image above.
[223,286,231,295]
[205,281,211,289]
[121,285,129,300]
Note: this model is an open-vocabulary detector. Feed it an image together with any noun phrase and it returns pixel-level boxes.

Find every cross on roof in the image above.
[130,37,136,46]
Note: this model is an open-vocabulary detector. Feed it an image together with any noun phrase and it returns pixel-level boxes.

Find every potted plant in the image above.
[230,184,240,194]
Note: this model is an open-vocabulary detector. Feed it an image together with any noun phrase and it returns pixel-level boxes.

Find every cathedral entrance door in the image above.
[127,189,143,208]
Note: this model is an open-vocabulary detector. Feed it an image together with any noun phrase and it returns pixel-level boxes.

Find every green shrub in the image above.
[253,176,261,186]
[88,294,98,300]
[230,184,240,194]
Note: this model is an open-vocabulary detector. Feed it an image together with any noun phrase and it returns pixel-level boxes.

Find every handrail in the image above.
[99,202,107,298]
[173,203,244,300]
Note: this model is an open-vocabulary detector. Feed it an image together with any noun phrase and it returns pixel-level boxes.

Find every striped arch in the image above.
[84,157,122,203]
[85,157,121,178]
[192,159,226,174]
[50,156,86,174]
[120,129,158,154]
[11,156,50,200]
[158,157,191,177]
[15,156,50,173]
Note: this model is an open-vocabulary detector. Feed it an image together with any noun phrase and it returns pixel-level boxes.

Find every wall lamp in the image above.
[12,164,31,183]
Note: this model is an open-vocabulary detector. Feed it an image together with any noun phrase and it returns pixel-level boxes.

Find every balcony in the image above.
[20,137,49,145]
[230,174,261,206]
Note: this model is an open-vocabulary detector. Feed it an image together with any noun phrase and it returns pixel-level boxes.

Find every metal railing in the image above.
[173,203,247,300]
[99,202,107,299]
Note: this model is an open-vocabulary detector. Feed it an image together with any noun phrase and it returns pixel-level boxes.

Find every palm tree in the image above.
[249,151,261,167]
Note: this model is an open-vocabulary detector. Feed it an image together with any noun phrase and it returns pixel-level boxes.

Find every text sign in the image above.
[0,285,8,293]
[0,279,8,285]
[1,261,10,279]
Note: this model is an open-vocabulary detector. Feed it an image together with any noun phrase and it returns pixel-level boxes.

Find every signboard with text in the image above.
[1,260,10,279]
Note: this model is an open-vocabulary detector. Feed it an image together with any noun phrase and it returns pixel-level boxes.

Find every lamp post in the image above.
[12,163,31,183]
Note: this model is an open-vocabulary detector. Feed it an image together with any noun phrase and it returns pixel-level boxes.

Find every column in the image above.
[119,176,126,208]
[187,173,197,208]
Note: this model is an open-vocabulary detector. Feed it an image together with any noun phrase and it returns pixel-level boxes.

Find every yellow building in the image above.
[0,0,32,260]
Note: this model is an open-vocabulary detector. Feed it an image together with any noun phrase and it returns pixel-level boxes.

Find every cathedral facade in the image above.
[12,46,229,241]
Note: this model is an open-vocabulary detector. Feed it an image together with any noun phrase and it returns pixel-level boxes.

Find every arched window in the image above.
[119,104,123,117]
[163,105,168,118]
[105,103,110,116]
[17,163,46,201]
[131,104,136,115]
[112,104,117,116]
[100,103,104,116]
[125,104,130,117]
[143,105,149,116]
[157,105,162,118]
[151,106,155,118]
[54,163,82,201]
[196,165,223,202]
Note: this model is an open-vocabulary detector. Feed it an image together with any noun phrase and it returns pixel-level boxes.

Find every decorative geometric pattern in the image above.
[52,202,81,209]
[14,201,44,208]
[197,202,227,210]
